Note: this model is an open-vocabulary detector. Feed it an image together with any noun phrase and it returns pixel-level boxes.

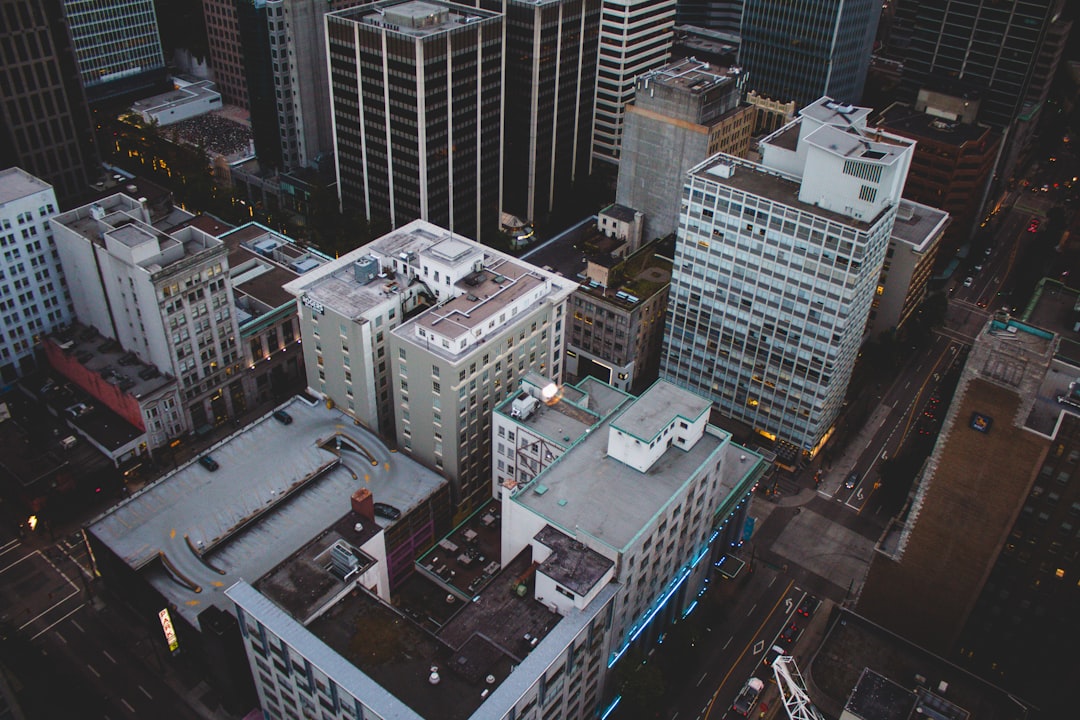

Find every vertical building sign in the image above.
[159,607,179,653]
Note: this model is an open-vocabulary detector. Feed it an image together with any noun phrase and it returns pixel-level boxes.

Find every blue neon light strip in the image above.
[601,695,622,720]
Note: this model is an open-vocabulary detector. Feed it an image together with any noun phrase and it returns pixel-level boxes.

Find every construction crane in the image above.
[772,655,826,720]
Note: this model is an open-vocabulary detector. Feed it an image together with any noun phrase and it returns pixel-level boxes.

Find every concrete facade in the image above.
[869,199,948,339]
[0,168,70,382]
[390,234,575,513]
[615,58,752,243]
[51,194,246,429]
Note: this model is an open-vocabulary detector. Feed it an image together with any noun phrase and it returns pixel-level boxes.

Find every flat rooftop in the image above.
[878,103,993,146]
[845,669,916,720]
[333,0,500,37]
[131,79,218,118]
[580,237,674,306]
[231,560,617,720]
[891,199,949,252]
[803,123,912,168]
[858,319,1053,651]
[640,57,736,93]
[600,203,637,223]
[283,221,461,319]
[412,258,546,340]
[220,222,331,321]
[800,96,872,128]
[88,397,446,627]
[514,385,756,554]
[53,193,220,263]
[690,154,873,230]
[46,323,175,404]
[0,167,51,204]
[534,524,614,596]
[812,611,1030,720]
[496,376,632,449]
[611,381,710,443]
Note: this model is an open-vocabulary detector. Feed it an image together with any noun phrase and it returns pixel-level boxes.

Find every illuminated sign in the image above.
[301,295,324,315]
[970,412,993,434]
[159,608,179,653]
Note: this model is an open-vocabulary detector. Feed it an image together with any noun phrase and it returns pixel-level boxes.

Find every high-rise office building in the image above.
[890,0,1068,132]
[51,193,246,428]
[661,98,914,457]
[739,0,880,108]
[233,0,281,170]
[462,0,601,227]
[261,0,365,172]
[674,0,742,35]
[327,1,503,242]
[615,58,753,243]
[202,0,249,108]
[0,0,101,204]
[0,168,71,381]
[875,102,1000,250]
[62,0,167,105]
[590,0,676,169]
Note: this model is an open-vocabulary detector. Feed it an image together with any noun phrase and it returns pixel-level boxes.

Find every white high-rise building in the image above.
[0,168,70,382]
[591,0,676,168]
[284,219,574,513]
[50,194,245,428]
[661,97,915,458]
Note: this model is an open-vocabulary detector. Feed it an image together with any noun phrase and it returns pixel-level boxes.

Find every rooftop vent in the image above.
[510,395,540,420]
[354,255,380,284]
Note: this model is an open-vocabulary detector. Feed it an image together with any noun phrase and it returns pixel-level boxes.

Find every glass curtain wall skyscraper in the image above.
[739,0,880,108]
[63,0,167,104]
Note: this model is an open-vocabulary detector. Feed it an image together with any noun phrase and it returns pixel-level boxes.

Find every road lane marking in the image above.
[704,579,795,720]
[698,672,708,687]
[121,699,135,713]
[746,604,756,616]
[71,619,85,633]
[767,576,776,588]
[32,606,86,640]
[19,588,79,630]
[138,686,153,700]
[0,550,37,574]
[56,631,66,644]
[88,664,100,677]
[103,650,117,664]
[723,636,732,650]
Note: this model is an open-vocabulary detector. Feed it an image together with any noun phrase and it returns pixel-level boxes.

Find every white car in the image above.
[963,277,974,288]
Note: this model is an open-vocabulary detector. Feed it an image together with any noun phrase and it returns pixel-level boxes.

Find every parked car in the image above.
[796,595,820,618]
[272,409,293,425]
[199,455,220,471]
[373,502,401,520]
[963,276,974,287]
